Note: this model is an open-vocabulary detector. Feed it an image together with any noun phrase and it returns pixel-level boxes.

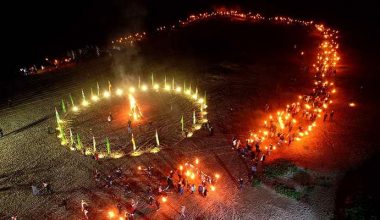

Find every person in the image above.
[203,187,208,197]
[198,184,203,194]
[117,203,123,214]
[261,154,266,163]
[42,182,52,194]
[148,195,154,205]
[323,112,328,122]
[83,207,89,219]
[232,136,237,149]
[155,199,160,211]
[238,178,244,190]
[81,200,88,212]
[180,205,186,218]
[115,167,122,178]
[31,184,40,195]
[107,112,113,122]
[265,104,270,112]
[127,119,132,133]
[251,164,257,177]
[147,166,153,177]
[209,126,214,136]
[93,152,99,161]
[179,185,184,196]
[166,176,174,190]
[61,198,68,210]
[330,110,335,121]
[191,184,196,194]
[130,199,138,216]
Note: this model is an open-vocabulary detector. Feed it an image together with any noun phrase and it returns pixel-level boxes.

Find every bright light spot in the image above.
[349,102,356,107]
[164,85,171,91]
[72,106,79,112]
[103,91,111,98]
[91,95,99,101]
[162,197,167,203]
[195,158,199,164]
[191,173,195,179]
[179,165,183,170]
[198,98,204,104]
[176,87,182,92]
[192,94,198,100]
[82,100,89,106]
[129,87,136,93]
[153,84,160,90]
[215,173,220,179]
[116,88,123,96]
[211,185,216,191]
[141,85,148,91]
[185,90,191,95]
[108,211,115,219]
[138,166,142,170]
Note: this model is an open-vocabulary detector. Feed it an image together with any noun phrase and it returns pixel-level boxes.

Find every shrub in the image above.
[274,184,302,200]
[264,159,298,178]
[252,178,262,187]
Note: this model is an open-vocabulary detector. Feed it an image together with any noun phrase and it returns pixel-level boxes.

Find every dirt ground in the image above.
[1,18,379,219]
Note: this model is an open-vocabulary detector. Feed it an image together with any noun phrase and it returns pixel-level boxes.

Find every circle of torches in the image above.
[110,9,342,155]
[55,77,208,159]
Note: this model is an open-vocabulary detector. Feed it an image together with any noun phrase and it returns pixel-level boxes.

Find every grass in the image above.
[274,184,302,200]
[252,178,262,187]
[264,159,299,178]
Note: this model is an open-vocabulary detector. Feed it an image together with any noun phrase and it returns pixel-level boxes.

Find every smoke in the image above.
[110,0,148,86]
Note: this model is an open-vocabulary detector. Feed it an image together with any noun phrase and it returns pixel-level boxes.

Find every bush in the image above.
[264,159,298,178]
[274,184,302,200]
[252,178,262,187]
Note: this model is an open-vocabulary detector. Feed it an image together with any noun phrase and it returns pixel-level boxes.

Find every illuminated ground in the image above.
[1,18,379,219]
[65,91,195,155]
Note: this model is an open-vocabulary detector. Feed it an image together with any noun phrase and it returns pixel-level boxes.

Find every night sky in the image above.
[4,0,379,77]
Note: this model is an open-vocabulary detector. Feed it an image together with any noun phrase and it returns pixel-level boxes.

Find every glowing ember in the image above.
[349,102,356,107]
